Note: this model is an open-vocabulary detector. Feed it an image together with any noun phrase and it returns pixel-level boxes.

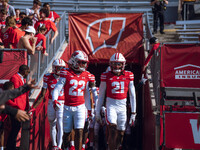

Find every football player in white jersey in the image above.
[37,59,66,150]
[52,50,98,150]
[96,53,137,150]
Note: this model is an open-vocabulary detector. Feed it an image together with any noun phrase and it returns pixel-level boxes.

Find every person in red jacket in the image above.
[6,64,30,150]
[143,37,160,72]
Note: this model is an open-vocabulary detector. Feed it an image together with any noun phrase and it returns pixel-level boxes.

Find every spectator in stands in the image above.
[6,65,31,150]
[34,8,58,44]
[43,3,61,23]
[0,9,7,29]
[0,0,16,18]
[10,23,26,49]
[0,16,15,48]
[10,17,33,49]
[19,16,33,31]
[0,81,14,150]
[151,0,168,34]
[143,37,160,72]
[26,0,41,26]
[0,79,37,106]
[15,8,20,23]
[35,24,48,56]
[0,81,33,150]
[17,26,38,55]
[16,12,27,28]
[1,81,33,121]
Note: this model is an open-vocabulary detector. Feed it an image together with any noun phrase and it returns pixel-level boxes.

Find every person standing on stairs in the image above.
[151,0,168,34]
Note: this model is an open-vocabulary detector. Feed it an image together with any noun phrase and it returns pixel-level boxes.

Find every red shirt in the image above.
[0,27,13,48]
[0,20,6,29]
[43,73,65,100]
[16,17,19,22]
[10,27,25,48]
[16,23,22,28]
[35,33,46,53]
[34,19,57,34]
[48,11,60,22]
[7,73,29,110]
[101,70,134,100]
[60,68,95,106]
[144,43,160,66]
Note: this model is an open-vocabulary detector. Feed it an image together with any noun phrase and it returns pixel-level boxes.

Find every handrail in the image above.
[28,12,66,85]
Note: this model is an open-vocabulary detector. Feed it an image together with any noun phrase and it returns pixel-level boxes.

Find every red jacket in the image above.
[144,43,160,66]
[7,73,29,110]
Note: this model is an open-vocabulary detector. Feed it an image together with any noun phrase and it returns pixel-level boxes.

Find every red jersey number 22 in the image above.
[69,79,86,96]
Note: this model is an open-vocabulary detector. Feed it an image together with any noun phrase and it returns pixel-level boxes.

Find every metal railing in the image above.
[28,12,66,85]
[144,11,160,104]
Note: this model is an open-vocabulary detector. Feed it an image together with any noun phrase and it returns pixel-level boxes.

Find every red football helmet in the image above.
[52,59,66,75]
[109,53,126,73]
[68,50,88,72]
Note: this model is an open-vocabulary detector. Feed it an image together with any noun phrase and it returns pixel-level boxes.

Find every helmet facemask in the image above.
[109,53,126,74]
[110,61,125,74]
[53,66,64,75]
[52,59,66,75]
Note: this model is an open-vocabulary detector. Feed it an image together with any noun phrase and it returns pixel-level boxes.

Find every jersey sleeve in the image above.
[50,21,57,32]
[34,21,39,31]
[100,72,107,82]
[42,35,46,50]
[129,80,136,113]
[43,74,49,89]
[128,71,134,81]
[88,73,95,83]
[96,81,106,116]
[84,82,91,110]
[53,11,60,19]
[10,76,20,88]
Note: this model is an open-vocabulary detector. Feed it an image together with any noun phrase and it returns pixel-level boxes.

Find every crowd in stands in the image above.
[0,0,61,56]
[0,0,61,149]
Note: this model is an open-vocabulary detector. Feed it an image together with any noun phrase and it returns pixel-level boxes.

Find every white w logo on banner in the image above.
[190,119,200,144]
[86,17,126,54]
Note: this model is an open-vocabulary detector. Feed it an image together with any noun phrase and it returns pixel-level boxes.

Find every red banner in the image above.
[62,13,144,64]
[161,44,200,88]
[164,112,200,149]
[0,50,27,82]
[29,91,50,150]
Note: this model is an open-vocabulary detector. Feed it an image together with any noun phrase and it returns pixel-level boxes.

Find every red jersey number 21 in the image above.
[111,81,124,94]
